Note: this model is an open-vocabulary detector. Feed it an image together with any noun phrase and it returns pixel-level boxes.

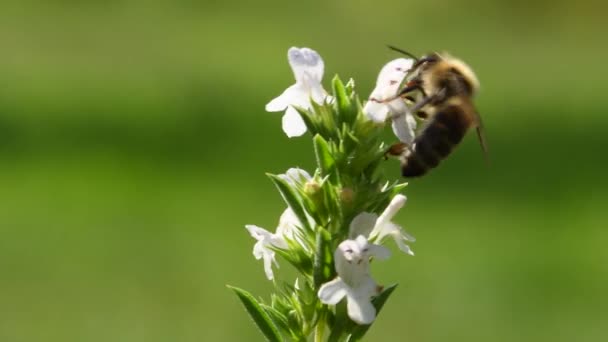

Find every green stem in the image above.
[314,310,326,342]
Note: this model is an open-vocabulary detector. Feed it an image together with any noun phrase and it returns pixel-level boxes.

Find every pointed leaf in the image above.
[386,181,408,198]
[313,134,337,181]
[267,174,311,231]
[313,227,334,289]
[228,286,284,342]
[332,75,358,126]
[327,301,349,342]
[261,304,296,338]
[332,76,350,114]
[344,78,356,95]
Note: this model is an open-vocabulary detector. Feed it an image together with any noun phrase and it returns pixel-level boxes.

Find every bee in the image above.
[384,46,488,178]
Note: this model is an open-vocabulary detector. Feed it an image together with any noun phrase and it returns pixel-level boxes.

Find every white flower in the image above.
[266,47,329,138]
[245,208,302,280]
[278,167,312,186]
[349,194,415,255]
[318,235,390,325]
[363,58,418,145]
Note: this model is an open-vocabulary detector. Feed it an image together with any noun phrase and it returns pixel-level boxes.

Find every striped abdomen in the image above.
[401,98,475,177]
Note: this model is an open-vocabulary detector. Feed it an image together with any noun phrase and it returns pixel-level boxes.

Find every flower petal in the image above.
[363,99,389,123]
[279,168,312,185]
[368,244,391,260]
[337,238,359,263]
[269,235,288,250]
[364,58,414,124]
[374,222,415,256]
[282,106,307,137]
[252,240,265,259]
[262,250,276,280]
[349,212,378,239]
[346,291,377,325]
[394,235,415,256]
[266,84,311,112]
[369,58,414,104]
[288,47,324,85]
[275,207,300,238]
[400,228,416,242]
[309,83,328,105]
[318,278,348,305]
[375,58,414,87]
[245,225,272,241]
[391,113,416,145]
[372,195,407,237]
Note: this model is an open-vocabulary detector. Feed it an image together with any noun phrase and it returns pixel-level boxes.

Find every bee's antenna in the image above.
[386,45,419,61]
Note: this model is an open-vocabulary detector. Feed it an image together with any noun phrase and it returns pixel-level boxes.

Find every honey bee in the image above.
[384,46,488,178]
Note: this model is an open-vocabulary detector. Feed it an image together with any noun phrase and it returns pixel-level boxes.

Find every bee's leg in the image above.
[408,95,435,113]
[403,95,416,103]
[387,92,437,122]
[397,79,427,98]
[369,80,426,104]
[408,87,447,113]
[416,110,429,120]
[384,142,409,160]
[402,96,428,119]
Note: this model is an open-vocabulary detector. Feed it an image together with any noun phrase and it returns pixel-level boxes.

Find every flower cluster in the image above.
[230,47,417,341]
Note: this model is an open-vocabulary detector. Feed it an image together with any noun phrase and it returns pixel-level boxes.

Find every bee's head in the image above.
[423,53,480,96]
[412,52,441,71]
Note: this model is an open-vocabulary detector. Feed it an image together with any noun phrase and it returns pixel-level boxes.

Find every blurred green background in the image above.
[1,0,607,341]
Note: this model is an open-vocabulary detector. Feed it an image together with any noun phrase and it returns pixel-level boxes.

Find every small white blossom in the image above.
[278,167,312,186]
[363,58,418,145]
[349,194,415,255]
[318,235,390,325]
[245,208,302,280]
[266,47,329,138]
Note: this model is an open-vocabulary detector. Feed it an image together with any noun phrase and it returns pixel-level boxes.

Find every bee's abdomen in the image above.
[401,154,428,177]
[401,104,470,178]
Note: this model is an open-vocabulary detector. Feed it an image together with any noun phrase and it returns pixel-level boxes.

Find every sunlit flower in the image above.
[266,47,329,137]
[363,58,418,145]
[245,208,303,280]
[349,194,415,255]
[318,235,390,324]
[278,167,312,186]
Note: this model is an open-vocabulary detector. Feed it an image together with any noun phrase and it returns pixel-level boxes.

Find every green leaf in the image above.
[313,134,337,182]
[344,78,356,95]
[387,181,408,197]
[228,286,284,342]
[332,76,350,114]
[313,227,334,289]
[267,174,311,231]
[271,241,313,275]
[327,301,349,342]
[332,75,358,126]
[347,284,398,341]
[261,304,298,340]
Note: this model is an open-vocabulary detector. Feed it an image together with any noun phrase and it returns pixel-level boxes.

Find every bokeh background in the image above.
[1,0,607,341]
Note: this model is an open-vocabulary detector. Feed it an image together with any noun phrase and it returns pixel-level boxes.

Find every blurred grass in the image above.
[0,0,607,341]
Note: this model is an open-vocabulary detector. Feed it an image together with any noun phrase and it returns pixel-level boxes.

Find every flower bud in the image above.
[340,187,355,204]
[304,180,321,195]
